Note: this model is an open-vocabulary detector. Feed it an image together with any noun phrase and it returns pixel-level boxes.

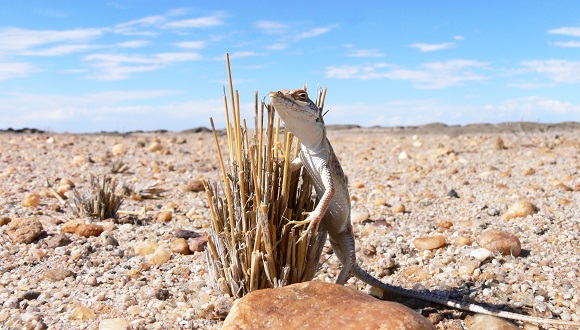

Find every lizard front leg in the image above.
[289,162,334,241]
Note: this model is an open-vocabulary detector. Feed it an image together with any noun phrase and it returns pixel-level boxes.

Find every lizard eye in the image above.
[295,91,309,100]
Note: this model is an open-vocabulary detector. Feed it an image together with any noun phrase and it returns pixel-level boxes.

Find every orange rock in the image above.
[477,229,521,257]
[222,281,434,330]
[75,223,104,237]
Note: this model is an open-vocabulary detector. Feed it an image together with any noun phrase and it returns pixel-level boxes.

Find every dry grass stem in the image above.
[204,53,328,298]
[70,174,125,220]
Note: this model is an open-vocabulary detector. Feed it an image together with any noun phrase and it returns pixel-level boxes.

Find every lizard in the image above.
[269,88,580,327]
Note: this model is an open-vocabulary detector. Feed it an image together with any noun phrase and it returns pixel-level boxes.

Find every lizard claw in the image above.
[288,211,322,243]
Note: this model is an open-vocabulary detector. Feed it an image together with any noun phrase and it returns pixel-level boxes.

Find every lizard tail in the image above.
[351,265,580,327]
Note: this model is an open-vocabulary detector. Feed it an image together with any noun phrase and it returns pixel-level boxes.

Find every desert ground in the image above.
[1,122,579,329]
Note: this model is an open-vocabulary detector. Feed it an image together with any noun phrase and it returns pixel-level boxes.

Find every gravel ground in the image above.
[0,127,579,329]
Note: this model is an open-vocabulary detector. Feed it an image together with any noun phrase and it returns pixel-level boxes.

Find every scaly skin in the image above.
[269,88,580,327]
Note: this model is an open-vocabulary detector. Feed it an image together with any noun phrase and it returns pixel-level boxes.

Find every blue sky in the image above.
[1,1,580,133]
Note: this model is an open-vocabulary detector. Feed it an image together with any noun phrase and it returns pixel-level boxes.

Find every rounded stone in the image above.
[477,229,521,257]
[501,200,537,221]
[170,238,191,255]
[147,246,172,265]
[222,281,435,330]
[414,235,446,250]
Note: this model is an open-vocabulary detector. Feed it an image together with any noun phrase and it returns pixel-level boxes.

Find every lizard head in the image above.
[269,89,325,147]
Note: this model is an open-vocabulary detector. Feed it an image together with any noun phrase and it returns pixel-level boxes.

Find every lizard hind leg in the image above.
[330,231,357,285]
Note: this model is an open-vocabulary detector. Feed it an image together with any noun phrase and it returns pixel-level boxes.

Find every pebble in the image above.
[22,290,41,300]
[112,143,126,156]
[392,204,406,213]
[494,137,507,150]
[466,314,519,329]
[447,189,459,198]
[175,229,200,239]
[501,200,537,220]
[75,223,104,237]
[46,233,71,248]
[188,236,208,253]
[101,232,119,246]
[147,142,163,152]
[157,211,173,222]
[458,260,480,276]
[183,180,205,192]
[477,229,521,257]
[454,236,472,246]
[522,167,536,176]
[373,197,387,206]
[22,192,41,207]
[350,210,369,223]
[99,318,129,330]
[170,238,191,255]
[44,268,75,282]
[135,241,158,256]
[0,216,11,226]
[470,248,493,261]
[414,235,446,250]
[552,182,573,192]
[71,306,96,320]
[147,246,172,265]
[6,217,43,244]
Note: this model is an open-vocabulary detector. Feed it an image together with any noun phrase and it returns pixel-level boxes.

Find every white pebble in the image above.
[470,248,493,262]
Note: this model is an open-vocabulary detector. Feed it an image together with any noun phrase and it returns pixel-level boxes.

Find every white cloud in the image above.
[346,49,385,57]
[0,27,103,53]
[255,21,289,34]
[410,42,454,52]
[163,15,224,29]
[548,27,580,37]
[326,60,488,89]
[484,96,580,118]
[115,16,166,28]
[454,35,464,41]
[521,59,580,83]
[22,44,104,56]
[0,62,37,80]
[173,41,206,49]
[265,43,289,51]
[84,52,201,80]
[551,41,580,48]
[117,40,149,48]
[294,26,336,41]
[0,90,224,132]
[506,82,555,89]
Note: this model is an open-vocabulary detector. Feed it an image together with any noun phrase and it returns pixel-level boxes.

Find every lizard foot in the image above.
[288,211,322,243]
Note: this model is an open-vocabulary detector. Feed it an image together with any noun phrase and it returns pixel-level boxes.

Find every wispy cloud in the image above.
[173,41,206,49]
[326,60,488,89]
[0,27,103,53]
[548,27,580,37]
[163,14,224,29]
[346,49,385,57]
[521,59,580,83]
[294,26,335,41]
[84,52,202,80]
[255,21,289,34]
[0,90,224,132]
[484,96,580,116]
[0,62,38,80]
[410,42,454,52]
[551,41,580,48]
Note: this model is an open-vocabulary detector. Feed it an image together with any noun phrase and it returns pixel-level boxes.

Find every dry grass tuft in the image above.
[70,174,125,220]
[204,54,327,298]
